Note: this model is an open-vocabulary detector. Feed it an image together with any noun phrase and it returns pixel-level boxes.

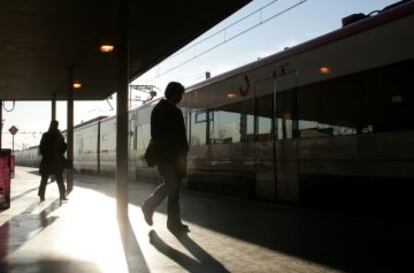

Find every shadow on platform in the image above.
[119,220,150,273]
[0,200,61,263]
[74,175,414,273]
[149,230,229,273]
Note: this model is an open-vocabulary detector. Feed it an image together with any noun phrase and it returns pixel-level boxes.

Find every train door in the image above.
[254,77,276,199]
[274,70,300,203]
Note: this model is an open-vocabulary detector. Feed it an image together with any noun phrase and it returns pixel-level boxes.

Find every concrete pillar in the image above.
[67,67,74,194]
[51,93,56,121]
[116,0,130,227]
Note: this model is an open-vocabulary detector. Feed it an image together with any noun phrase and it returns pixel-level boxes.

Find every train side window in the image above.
[297,73,366,138]
[141,123,151,150]
[133,126,138,150]
[190,110,207,145]
[366,60,414,133]
[209,99,254,144]
[135,123,150,152]
[76,135,83,154]
[318,75,363,136]
[79,137,84,154]
[298,85,320,138]
[256,94,273,142]
[100,131,110,153]
[276,91,294,140]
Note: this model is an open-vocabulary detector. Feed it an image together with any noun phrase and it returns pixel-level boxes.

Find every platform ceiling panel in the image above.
[0,0,250,101]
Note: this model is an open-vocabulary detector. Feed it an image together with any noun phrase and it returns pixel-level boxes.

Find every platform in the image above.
[0,167,412,273]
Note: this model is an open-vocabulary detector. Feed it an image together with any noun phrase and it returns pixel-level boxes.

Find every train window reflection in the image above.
[100,120,116,153]
[137,124,150,151]
[210,111,241,144]
[133,126,138,150]
[297,73,366,138]
[257,94,273,142]
[190,110,207,146]
[276,91,294,140]
[298,85,319,138]
[366,60,414,133]
[318,75,362,136]
[209,99,254,144]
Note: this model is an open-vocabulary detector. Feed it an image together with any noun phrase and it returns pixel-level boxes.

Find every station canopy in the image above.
[0,0,250,101]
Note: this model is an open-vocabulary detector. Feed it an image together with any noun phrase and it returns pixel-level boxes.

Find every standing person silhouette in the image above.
[142,82,189,234]
[38,120,68,202]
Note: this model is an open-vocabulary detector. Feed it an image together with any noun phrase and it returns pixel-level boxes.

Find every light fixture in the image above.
[320,66,331,75]
[227,92,237,99]
[99,44,115,53]
[73,81,82,89]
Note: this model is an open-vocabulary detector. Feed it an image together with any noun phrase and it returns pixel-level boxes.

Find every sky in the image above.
[2,0,398,150]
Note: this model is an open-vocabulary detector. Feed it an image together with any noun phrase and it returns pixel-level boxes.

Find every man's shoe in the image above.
[142,204,153,226]
[60,197,68,201]
[39,196,45,202]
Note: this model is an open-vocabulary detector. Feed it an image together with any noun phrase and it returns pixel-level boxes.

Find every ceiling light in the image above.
[99,44,115,53]
[227,92,237,99]
[320,66,331,75]
[73,81,82,89]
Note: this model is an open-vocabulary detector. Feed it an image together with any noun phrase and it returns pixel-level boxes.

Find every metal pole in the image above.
[117,0,130,226]
[52,93,56,121]
[67,67,74,194]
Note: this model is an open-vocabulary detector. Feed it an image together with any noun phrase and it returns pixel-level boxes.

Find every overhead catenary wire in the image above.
[170,0,282,58]
[148,0,309,82]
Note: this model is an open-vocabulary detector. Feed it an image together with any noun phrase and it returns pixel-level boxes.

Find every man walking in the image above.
[38,120,68,202]
[142,82,189,234]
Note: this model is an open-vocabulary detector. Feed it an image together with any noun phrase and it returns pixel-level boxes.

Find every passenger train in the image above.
[15,1,414,214]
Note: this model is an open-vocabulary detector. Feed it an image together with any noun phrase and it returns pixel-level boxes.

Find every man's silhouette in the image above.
[142,82,189,234]
[38,120,68,202]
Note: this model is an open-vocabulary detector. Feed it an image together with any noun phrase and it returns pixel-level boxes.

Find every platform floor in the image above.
[0,167,413,273]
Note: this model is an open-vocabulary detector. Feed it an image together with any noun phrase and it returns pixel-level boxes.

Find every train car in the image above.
[179,0,414,209]
[128,101,160,182]
[61,116,107,174]
[97,116,116,175]
[15,1,414,214]
[73,120,100,173]
[14,146,40,168]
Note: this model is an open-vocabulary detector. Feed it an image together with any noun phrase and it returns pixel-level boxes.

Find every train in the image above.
[15,1,414,214]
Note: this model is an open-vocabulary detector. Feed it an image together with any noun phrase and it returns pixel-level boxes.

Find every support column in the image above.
[67,67,74,194]
[117,0,130,227]
[51,93,56,121]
